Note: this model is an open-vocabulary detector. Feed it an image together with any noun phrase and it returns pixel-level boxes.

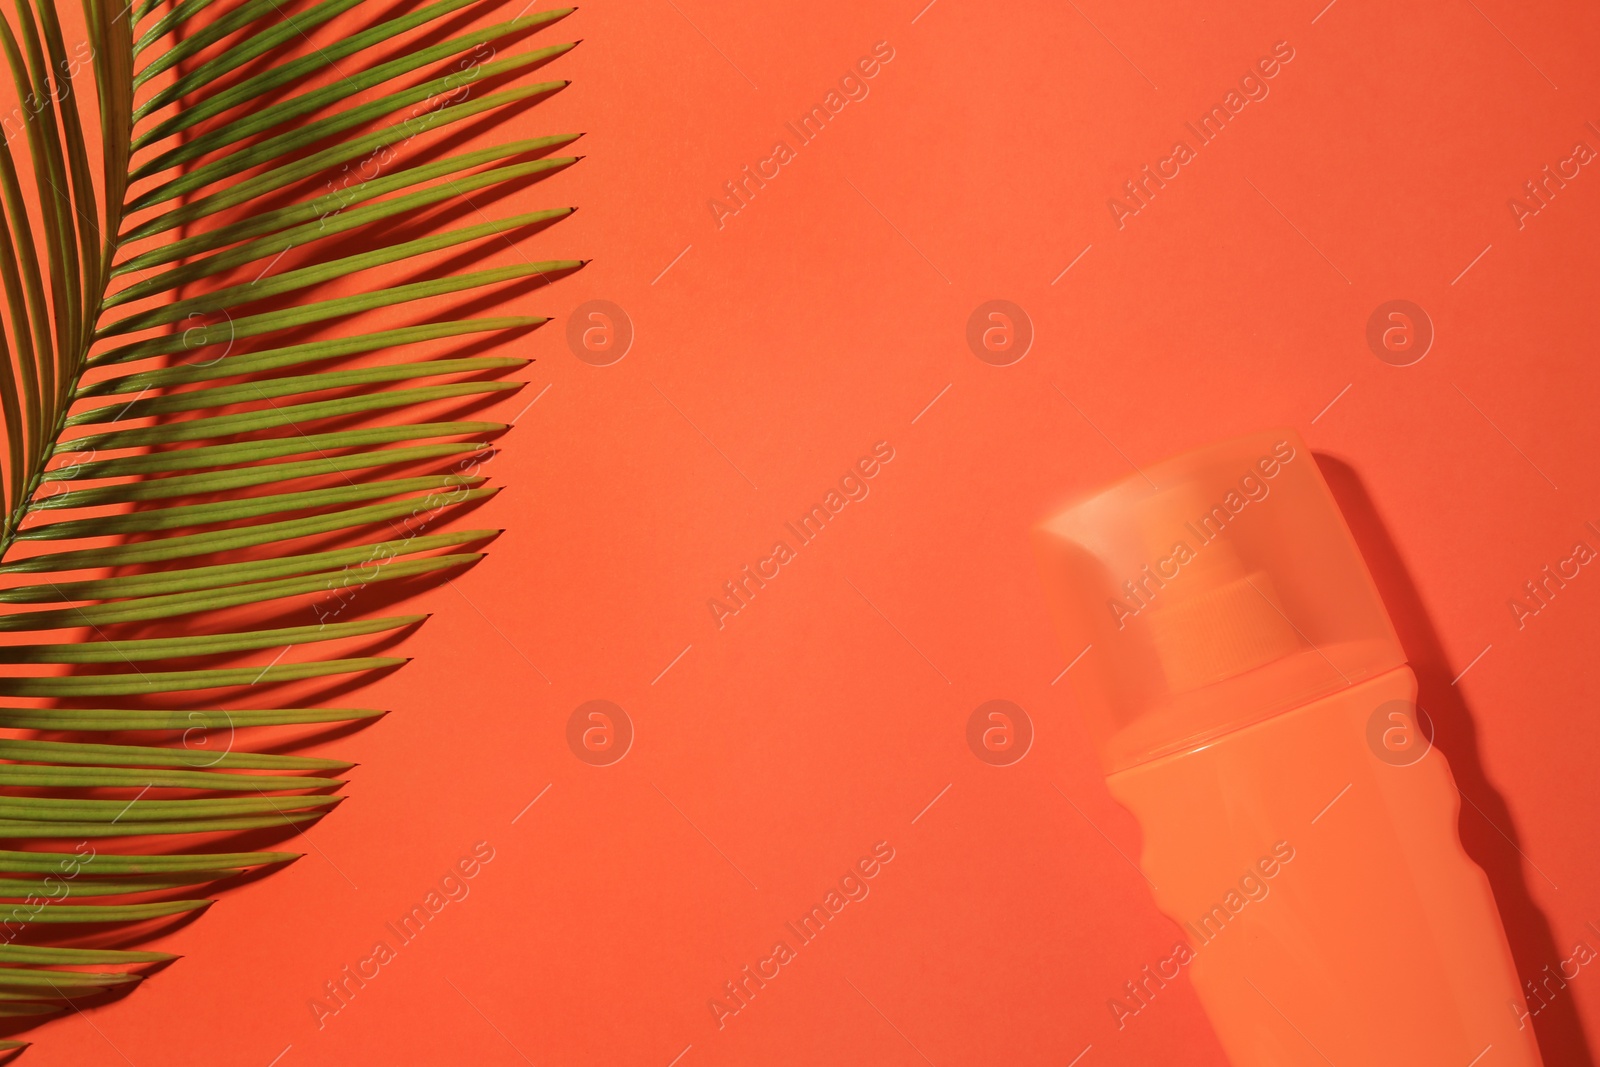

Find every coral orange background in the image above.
[29,0,1600,1064]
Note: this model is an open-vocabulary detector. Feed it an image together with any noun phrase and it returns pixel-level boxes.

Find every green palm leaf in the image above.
[0,0,579,1050]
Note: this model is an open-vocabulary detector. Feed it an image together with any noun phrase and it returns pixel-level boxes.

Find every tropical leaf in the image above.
[0,0,580,1051]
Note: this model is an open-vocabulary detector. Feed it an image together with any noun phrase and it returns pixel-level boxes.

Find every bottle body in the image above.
[1105,666,1540,1066]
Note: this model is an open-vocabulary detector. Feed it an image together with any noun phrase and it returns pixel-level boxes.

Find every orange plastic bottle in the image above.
[1033,429,1540,1067]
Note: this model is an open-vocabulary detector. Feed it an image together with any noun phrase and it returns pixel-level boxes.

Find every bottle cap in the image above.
[1033,429,1405,774]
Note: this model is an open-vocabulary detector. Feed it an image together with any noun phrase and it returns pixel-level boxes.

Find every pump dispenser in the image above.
[1034,429,1541,1066]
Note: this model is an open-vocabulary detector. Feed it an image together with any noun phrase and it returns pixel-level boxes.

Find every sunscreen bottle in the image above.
[1033,428,1540,1066]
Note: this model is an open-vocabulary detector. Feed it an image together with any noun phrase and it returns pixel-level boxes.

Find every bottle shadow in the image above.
[1317,453,1592,1067]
